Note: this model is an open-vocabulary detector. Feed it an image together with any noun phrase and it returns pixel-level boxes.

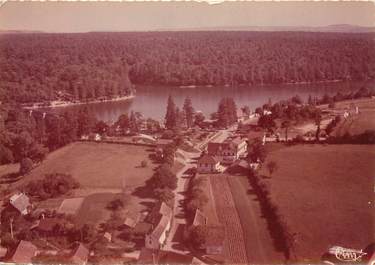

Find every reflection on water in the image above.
[54,81,373,123]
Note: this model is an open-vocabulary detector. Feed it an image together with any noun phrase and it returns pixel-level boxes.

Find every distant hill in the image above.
[156,24,375,33]
[0,30,44,34]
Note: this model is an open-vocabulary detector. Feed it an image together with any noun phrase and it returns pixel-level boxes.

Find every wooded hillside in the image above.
[1,31,374,103]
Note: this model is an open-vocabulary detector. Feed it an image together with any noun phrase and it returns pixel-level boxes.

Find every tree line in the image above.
[1,31,374,103]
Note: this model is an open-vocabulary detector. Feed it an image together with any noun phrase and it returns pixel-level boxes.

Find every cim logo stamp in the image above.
[329,246,367,262]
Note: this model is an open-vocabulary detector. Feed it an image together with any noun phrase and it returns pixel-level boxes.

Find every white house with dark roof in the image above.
[197,155,220,174]
[9,193,31,215]
[145,202,172,249]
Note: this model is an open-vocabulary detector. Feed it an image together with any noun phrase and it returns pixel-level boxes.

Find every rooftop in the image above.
[70,243,89,265]
[192,209,208,226]
[9,193,30,215]
[8,240,37,264]
[57,197,84,215]
[198,154,219,165]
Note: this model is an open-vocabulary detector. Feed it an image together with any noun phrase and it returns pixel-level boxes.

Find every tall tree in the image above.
[77,107,96,136]
[281,120,291,142]
[217,97,237,128]
[183,97,195,128]
[129,111,139,134]
[164,95,177,130]
[115,114,130,135]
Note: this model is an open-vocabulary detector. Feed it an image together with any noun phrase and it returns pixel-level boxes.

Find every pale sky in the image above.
[0,1,374,32]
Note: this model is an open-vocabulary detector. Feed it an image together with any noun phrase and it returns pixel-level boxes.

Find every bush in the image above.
[140,160,148,168]
[24,173,79,200]
[107,199,125,211]
[19,157,33,175]
[186,225,207,249]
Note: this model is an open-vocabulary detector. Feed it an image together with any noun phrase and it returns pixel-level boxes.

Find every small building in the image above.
[145,202,173,249]
[192,209,208,227]
[57,197,84,215]
[263,110,272,116]
[0,245,7,259]
[70,243,89,265]
[8,240,38,264]
[94,133,101,141]
[231,137,248,157]
[123,213,140,229]
[197,155,220,174]
[103,232,112,242]
[132,134,157,144]
[9,193,31,215]
[156,139,174,149]
[205,226,225,255]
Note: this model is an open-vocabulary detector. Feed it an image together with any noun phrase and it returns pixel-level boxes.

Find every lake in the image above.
[55,81,374,123]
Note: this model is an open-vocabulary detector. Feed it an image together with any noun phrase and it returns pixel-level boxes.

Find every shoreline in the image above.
[176,79,355,89]
[22,94,135,110]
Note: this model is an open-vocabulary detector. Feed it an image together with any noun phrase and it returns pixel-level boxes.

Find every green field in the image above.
[260,144,375,261]
[323,98,375,136]
[13,142,155,190]
[5,142,157,226]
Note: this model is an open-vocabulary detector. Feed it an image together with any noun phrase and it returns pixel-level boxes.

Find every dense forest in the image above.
[0,31,375,103]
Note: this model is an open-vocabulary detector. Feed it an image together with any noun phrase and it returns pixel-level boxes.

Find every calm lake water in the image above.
[56,81,374,123]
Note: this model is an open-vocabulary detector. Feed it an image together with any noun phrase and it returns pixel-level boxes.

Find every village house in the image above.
[132,134,157,144]
[122,213,140,229]
[0,244,7,260]
[70,243,89,265]
[145,202,173,249]
[192,209,208,227]
[207,137,247,164]
[103,232,112,242]
[7,240,38,264]
[9,193,31,215]
[57,197,84,215]
[197,154,221,174]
